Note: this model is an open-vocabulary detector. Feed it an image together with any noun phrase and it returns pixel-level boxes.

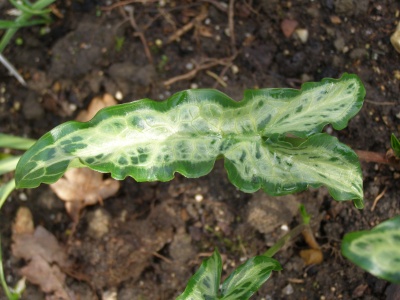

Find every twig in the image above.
[101,0,159,11]
[163,56,234,86]
[206,70,227,87]
[228,0,236,53]
[123,6,153,64]
[166,5,208,44]
[0,53,26,86]
[365,99,396,105]
[152,251,173,264]
[356,150,400,168]
[200,0,228,12]
[371,186,388,212]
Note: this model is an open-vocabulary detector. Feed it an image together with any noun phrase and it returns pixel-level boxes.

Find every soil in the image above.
[1,0,400,299]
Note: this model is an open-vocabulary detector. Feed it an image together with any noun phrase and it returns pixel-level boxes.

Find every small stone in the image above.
[349,48,368,60]
[334,36,345,52]
[295,28,309,43]
[231,65,239,74]
[330,15,342,24]
[334,0,354,16]
[18,193,28,201]
[282,284,294,295]
[86,208,111,239]
[390,23,400,53]
[115,90,123,101]
[195,194,203,202]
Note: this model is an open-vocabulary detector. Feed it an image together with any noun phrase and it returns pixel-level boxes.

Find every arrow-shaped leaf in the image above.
[15,74,364,205]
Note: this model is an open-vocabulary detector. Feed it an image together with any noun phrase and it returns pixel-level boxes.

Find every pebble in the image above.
[282,284,294,295]
[390,23,400,53]
[86,208,111,239]
[334,36,345,52]
[295,28,309,43]
[18,193,28,201]
[349,48,368,60]
[281,19,298,38]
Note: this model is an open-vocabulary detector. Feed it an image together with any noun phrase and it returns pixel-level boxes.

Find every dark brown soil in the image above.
[1,0,400,299]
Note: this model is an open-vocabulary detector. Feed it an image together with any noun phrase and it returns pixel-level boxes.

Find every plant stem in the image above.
[0,236,15,300]
[263,223,307,258]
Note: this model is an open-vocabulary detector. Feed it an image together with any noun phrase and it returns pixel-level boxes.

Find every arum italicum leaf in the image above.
[176,249,222,300]
[176,249,281,300]
[15,73,365,205]
[341,216,400,284]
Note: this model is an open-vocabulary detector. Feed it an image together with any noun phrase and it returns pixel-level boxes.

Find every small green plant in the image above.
[0,133,35,210]
[0,0,56,84]
[390,134,400,158]
[5,74,369,298]
[342,216,400,283]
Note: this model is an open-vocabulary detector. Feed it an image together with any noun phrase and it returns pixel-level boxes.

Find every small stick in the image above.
[365,99,396,106]
[166,5,208,44]
[356,150,390,164]
[123,6,153,64]
[228,0,236,53]
[163,57,233,86]
[0,53,26,86]
[206,70,227,87]
[371,186,388,212]
[102,0,159,11]
[152,251,173,264]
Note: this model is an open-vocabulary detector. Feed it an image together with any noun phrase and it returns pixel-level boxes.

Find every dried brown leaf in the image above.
[281,19,298,38]
[299,248,323,266]
[76,93,117,122]
[12,208,73,299]
[12,207,34,235]
[50,168,120,221]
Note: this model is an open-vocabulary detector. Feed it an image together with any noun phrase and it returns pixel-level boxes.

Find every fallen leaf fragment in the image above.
[76,93,117,122]
[299,248,323,266]
[12,207,73,299]
[12,206,34,235]
[391,23,400,54]
[52,94,120,222]
[50,168,120,222]
[281,19,298,38]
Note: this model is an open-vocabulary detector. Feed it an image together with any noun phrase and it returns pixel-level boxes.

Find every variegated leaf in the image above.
[176,249,222,300]
[342,216,400,283]
[15,74,364,205]
[220,255,281,300]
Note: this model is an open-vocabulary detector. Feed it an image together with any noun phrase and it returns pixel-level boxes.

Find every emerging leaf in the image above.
[176,250,281,300]
[341,216,400,284]
[220,255,281,299]
[15,74,364,205]
[390,134,400,158]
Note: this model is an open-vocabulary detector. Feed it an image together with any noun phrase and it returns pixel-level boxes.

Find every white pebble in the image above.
[18,193,27,201]
[115,91,123,101]
[195,194,203,202]
[295,28,309,43]
[280,224,289,231]
[282,284,294,295]
[186,62,194,70]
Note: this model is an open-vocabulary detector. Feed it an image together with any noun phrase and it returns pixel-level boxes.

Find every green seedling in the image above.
[115,36,125,52]
[15,74,365,208]
[0,236,24,300]
[390,134,400,158]
[9,74,367,298]
[0,0,56,85]
[342,216,400,284]
[0,133,35,210]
